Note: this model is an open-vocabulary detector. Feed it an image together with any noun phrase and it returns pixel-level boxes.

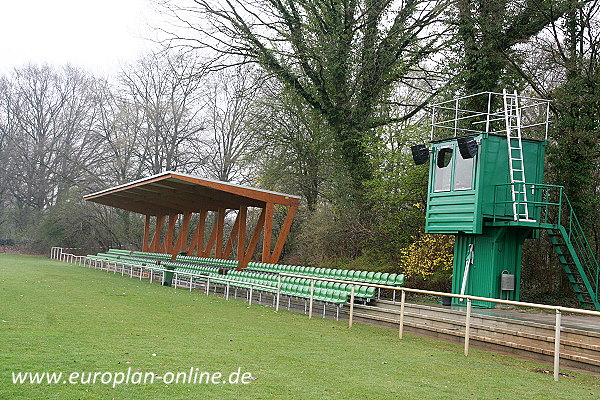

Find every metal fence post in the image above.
[276,275,282,312]
[309,279,315,319]
[464,298,472,356]
[399,290,406,339]
[554,309,562,381]
[249,286,253,306]
[348,285,355,328]
[206,277,210,295]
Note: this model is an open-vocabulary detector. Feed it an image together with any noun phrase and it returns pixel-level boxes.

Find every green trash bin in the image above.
[162,263,176,286]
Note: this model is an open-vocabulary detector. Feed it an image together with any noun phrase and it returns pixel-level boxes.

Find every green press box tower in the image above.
[414,91,600,309]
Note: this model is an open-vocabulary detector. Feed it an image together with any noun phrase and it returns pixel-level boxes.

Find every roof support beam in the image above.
[162,214,178,253]
[202,213,219,257]
[223,211,241,260]
[150,215,166,252]
[171,212,192,260]
[270,204,298,263]
[237,205,247,268]
[142,215,151,252]
[215,208,225,258]
[187,210,207,256]
[262,203,274,263]
[240,207,266,269]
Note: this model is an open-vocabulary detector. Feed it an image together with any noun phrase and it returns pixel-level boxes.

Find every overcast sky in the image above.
[0,0,160,76]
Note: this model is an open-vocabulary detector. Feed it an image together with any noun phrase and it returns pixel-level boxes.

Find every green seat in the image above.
[358,271,368,282]
[334,290,347,304]
[386,273,397,285]
[372,272,382,284]
[333,269,344,280]
[395,274,405,286]
[365,271,375,283]
[379,273,390,285]
[324,289,334,301]
[356,285,368,297]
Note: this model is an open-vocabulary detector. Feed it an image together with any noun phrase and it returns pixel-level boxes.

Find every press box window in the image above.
[434,147,452,192]
[453,152,474,190]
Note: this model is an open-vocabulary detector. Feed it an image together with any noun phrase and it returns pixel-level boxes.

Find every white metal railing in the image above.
[430,91,551,141]
[279,272,600,382]
[52,248,600,381]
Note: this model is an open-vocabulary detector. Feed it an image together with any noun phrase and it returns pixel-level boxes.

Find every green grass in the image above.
[0,254,598,399]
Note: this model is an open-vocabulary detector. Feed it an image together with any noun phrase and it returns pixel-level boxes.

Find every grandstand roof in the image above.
[83,171,300,215]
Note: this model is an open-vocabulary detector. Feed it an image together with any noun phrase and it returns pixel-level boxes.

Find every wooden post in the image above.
[270,204,298,263]
[171,212,192,259]
[262,203,274,262]
[150,215,166,252]
[223,212,241,259]
[188,210,207,256]
[215,207,225,258]
[163,214,178,253]
[142,215,151,252]
[237,205,247,268]
[241,208,266,269]
[202,213,219,257]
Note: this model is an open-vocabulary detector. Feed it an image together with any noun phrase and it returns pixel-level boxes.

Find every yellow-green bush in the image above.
[400,234,454,280]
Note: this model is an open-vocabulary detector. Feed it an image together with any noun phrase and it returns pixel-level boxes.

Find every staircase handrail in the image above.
[560,192,600,297]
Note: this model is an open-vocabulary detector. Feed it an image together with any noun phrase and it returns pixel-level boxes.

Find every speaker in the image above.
[411,144,429,165]
[457,136,478,159]
[437,147,453,168]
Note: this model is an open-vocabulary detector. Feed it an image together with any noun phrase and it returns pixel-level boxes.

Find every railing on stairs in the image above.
[493,183,600,309]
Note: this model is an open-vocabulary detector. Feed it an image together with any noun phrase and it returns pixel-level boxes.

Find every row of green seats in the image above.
[132,251,171,260]
[87,254,150,268]
[175,255,237,268]
[107,249,132,256]
[280,277,376,299]
[280,284,348,304]
[165,261,220,276]
[173,267,219,277]
[215,271,277,292]
[247,262,404,287]
[95,253,159,267]
[226,271,375,300]
[224,271,351,304]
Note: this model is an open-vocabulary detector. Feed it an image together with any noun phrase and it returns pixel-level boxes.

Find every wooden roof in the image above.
[84,171,300,215]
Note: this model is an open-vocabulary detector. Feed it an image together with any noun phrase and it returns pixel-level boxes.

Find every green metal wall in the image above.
[425,134,546,234]
[451,226,531,307]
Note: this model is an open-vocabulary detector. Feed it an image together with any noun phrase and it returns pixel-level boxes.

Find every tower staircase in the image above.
[502,90,599,310]
[545,194,600,310]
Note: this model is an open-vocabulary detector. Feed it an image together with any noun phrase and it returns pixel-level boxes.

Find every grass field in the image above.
[0,254,598,399]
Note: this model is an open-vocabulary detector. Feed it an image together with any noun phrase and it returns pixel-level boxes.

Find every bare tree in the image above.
[199,65,263,182]
[0,65,101,209]
[118,51,206,175]
[94,79,148,184]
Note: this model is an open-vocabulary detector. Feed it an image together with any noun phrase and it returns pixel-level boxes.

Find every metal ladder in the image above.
[503,90,534,221]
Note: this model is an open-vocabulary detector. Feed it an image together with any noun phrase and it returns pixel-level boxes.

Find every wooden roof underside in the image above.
[84,172,300,215]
